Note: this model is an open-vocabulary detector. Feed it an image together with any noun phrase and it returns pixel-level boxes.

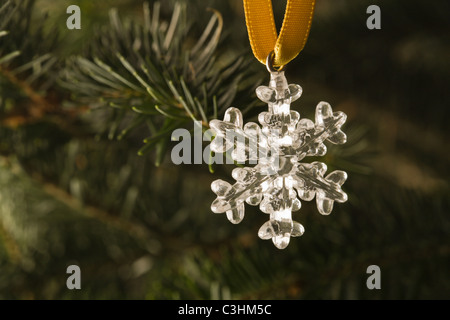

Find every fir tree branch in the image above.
[62,1,259,163]
[30,170,156,246]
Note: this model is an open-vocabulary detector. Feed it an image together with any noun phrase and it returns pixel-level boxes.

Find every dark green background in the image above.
[0,0,448,299]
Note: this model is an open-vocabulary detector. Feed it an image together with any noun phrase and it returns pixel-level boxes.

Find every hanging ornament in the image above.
[209,0,348,249]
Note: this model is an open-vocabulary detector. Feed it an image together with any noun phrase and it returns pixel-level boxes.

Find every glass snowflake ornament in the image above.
[209,70,348,249]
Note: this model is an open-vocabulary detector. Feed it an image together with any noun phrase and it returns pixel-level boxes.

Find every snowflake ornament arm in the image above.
[209,71,348,249]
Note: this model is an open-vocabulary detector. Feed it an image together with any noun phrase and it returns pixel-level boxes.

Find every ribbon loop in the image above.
[243,0,316,67]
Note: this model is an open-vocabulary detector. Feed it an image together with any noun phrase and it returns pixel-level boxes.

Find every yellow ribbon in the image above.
[243,0,316,67]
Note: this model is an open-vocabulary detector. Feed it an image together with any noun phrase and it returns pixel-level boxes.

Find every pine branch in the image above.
[0,0,71,128]
[39,178,154,244]
[62,1,260,163]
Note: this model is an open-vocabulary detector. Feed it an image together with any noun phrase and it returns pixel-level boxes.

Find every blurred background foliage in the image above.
[0,0,448,299]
